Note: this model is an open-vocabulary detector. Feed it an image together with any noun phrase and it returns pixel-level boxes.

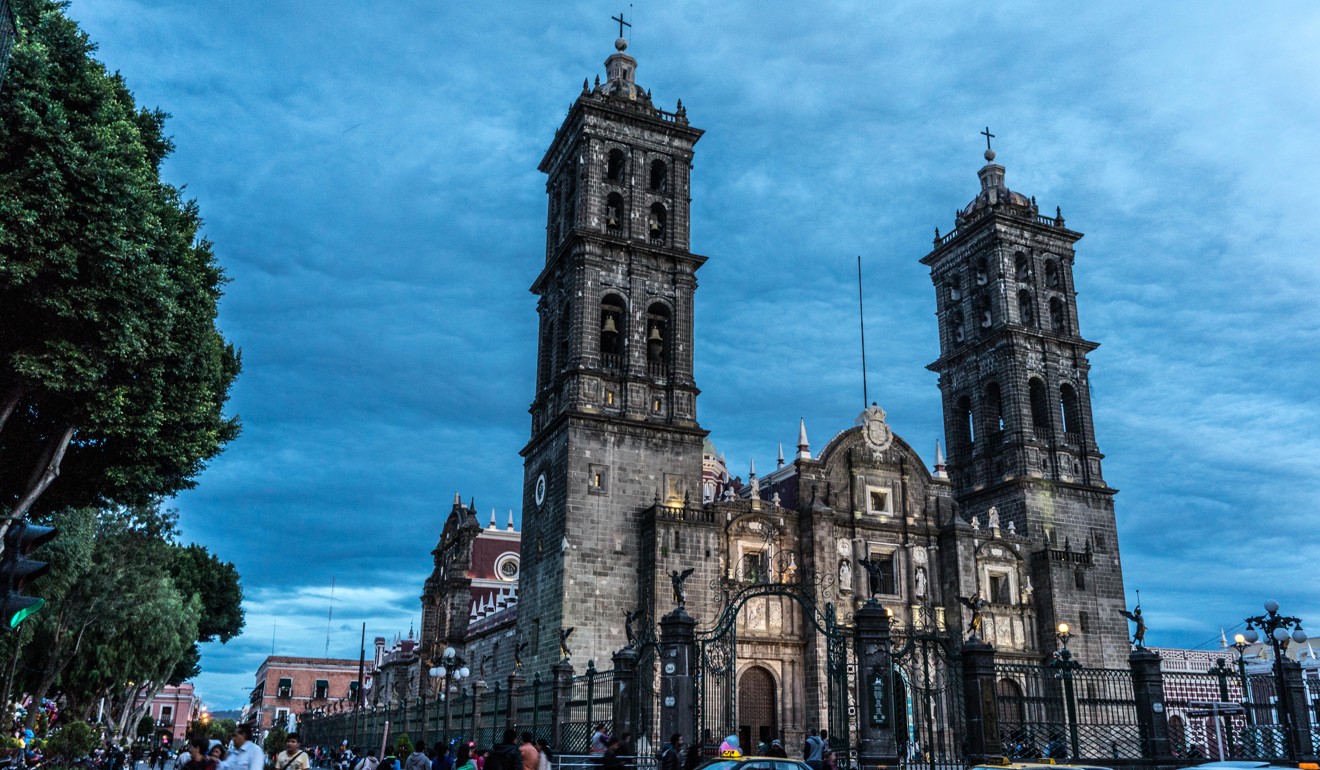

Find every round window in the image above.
[495,554,519,580]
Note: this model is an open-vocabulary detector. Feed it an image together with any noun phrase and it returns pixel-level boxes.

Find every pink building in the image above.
[142,683,202,747]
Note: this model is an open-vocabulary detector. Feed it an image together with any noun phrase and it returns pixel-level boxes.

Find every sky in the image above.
[58,1,1320,709]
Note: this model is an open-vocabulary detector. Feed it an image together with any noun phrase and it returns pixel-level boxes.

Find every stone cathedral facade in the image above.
[420,33,1131,742]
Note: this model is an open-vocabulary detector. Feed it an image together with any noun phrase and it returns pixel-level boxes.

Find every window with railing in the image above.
[314,679,329,700]
[277,677,292,699]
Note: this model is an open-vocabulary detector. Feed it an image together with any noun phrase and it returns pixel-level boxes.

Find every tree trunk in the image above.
[21,609,82,730]
[2,422,76,547]
[0,384,24,436]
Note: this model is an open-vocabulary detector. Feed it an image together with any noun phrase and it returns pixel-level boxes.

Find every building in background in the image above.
[245,656,360,732]
[139,683,202,748]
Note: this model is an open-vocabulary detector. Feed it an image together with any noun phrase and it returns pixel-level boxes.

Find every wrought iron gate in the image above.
[691,578,855,762]
[890,606,966,769]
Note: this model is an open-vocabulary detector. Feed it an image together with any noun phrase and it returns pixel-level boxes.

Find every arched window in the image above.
[946,279,962,302]
[648,203,666,244]
[563,173,577,230]
[976,295,992,329]
[599,294,626,368]
[1014,252,1031,282]
[1049,297,1066,332]
[1029,378,1050,438]
[985,382,1005,436]
[606,148,625,182]
[955,395,975,452]
[645,302,671,376]
[1060,384,1080,438]
[1044,259,1060,288]
[1018,290,1034,326]
[604,192,624,234]
[649,159,667,192]
[950,310,965,343]
[975,257,989,286]
[538,319,553,389]
[1074,569,1086,590]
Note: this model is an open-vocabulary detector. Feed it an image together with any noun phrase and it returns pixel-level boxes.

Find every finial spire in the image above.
[933,439,948,480]
[489,508,497,529]
[777,443,785,467]
[611,11,631,50]
[506,509,515,531]
[796,418,811,461]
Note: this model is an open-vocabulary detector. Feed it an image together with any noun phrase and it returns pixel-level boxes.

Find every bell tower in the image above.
[516,29,708,673]
[922,139,1130,666]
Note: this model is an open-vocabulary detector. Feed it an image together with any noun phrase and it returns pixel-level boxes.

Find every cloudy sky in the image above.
[61,2,1320,709]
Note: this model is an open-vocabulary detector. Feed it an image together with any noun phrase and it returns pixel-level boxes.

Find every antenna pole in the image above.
[325,576,336,657]
[858,255,869,407]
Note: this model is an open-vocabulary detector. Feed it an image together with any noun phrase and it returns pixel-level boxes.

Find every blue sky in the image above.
[62,2,1320,709]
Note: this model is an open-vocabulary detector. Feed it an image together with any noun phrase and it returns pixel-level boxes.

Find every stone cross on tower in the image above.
[980,126,995,152]
[612,11,631,38]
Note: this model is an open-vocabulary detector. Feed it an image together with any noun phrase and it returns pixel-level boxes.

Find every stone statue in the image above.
[559,627,575,660]
[670,567,695,606]
[988,506,1000,530]
[958,592,988,639]
[1120,606,1147,648]
[513,639,529,670]
[838,559,852,592]
[915,566,928,598]
[479,653,493,679]
[970,515,981,531]
[624,610,639,647]
[1006,520,1016,535]
[859,558,885,598]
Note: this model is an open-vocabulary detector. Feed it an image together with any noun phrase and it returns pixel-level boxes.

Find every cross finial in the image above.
[612,11,631,39]
[980,127,995,151]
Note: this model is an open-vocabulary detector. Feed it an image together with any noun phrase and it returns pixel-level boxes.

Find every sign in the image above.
[870,670,889,727]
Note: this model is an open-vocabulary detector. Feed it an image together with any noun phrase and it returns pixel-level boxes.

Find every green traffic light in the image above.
[3,595,44,628]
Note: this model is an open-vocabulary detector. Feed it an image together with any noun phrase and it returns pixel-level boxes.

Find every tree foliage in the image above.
[44,720,97,759]
[0,0,240,528]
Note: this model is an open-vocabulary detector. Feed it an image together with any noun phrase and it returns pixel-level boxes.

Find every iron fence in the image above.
[994,660,1140,760]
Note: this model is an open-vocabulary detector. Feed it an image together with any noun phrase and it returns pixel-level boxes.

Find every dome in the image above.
[960,161,1035,220]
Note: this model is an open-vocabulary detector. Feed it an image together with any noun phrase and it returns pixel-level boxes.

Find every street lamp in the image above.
[1048,622,1082,760]
[430,647,470,746]
[1241,601,1308,761]
[1231,633,1253,725]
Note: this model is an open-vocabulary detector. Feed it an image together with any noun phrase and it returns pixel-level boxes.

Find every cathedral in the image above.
[419,28,1131,746]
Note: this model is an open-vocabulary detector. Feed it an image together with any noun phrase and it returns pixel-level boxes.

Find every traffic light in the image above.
[0,520,56,629]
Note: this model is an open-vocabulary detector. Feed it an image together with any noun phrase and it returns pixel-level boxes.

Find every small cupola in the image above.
[604,37,639,99]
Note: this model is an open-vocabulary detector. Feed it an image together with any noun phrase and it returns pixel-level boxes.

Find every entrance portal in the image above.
[737,665,778,750]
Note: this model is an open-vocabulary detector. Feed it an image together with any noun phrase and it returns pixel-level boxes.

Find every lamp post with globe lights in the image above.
[430,647,469,746]
[1230,632,1254,725]
[1047,622,1082,760]
[1241,601,1309,760]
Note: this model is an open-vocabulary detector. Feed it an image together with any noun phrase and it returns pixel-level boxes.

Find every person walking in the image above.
[659,734,682,770]
[276,734,312,770]
[405,743,431,770]
[228,726,265,770]
[353,751,380,770]
[453,745,476,770]
[486,730,520,770]
[517,734,537,770]
[533,740,551,770]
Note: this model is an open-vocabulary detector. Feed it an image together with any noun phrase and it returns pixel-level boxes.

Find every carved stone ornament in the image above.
[857,404,894,454]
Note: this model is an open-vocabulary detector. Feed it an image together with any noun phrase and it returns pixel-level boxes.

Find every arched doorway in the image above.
[737,665,777,751]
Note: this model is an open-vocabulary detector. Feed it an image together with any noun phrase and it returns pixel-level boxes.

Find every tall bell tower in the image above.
[516,29,708,673]
[922,139,1130,666]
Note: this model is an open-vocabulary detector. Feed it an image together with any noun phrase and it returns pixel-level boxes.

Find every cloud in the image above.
[59,1,1320,707]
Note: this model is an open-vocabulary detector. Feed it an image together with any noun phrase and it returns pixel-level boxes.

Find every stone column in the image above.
[507,672,525,731]
[471,679,487,747]
[1128,648,1172,758]
[1279,657,1314,759]
[961,638,1001,763]
[659,608,697,748]
[853,599,899,769]
[552,660,575,751]
[612,644,640,741]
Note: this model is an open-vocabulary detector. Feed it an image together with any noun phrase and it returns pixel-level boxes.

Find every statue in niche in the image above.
[838,559,852,592]
[915,566,928,598]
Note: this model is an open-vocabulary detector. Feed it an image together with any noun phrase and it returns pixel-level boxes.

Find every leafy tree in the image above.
[167,542,245,683]
[395,735,413,756]
[207,718,237,742]
[0,0,240,539]
[263,726,287,758]
[136,716,155,739]
[44,720,97,759]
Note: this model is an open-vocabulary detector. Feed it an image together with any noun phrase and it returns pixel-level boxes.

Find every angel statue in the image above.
[858,558,885,598]
[1120,605,1147,648]
[513,638,529,670]
[670,567,695,606]
[958,592,988,639]
[559,627,575,660]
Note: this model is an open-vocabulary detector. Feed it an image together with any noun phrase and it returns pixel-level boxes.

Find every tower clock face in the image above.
[535,473,547,507]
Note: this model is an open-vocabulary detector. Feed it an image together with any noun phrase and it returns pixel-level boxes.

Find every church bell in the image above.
[601,315,618,335]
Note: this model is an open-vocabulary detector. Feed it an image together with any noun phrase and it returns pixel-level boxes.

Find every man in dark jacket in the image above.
[486,730,522,770]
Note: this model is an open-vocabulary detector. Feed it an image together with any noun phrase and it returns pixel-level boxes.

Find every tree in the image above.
[44,719,97,759]
[263,726,288,757]
[0,0,240,540]
[167,542,245,683]
[207,718,237,743]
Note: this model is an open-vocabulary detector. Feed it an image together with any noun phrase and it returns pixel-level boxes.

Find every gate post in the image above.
[961,638,1002,763]
[612,644,640,740]
[659,608,697,750]
[1128,648,1172,758]
[854,599,899,769]
[552,659,574,751]
[507,671,524,731]
[1279,657,1315,759]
